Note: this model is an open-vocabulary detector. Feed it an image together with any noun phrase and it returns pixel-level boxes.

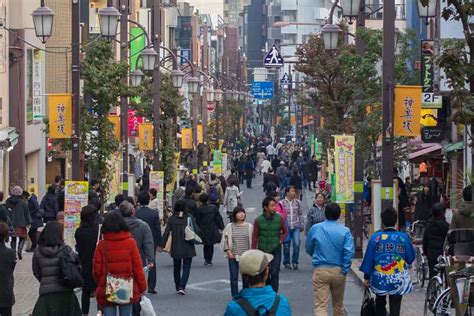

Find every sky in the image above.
[186,0,223,26]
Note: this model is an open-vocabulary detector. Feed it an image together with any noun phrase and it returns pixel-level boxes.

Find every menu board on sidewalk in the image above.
[64,181,89,248]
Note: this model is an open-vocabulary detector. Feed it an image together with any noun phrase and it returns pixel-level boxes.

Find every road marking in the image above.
[186,279,292,292]
[246,207,257,213]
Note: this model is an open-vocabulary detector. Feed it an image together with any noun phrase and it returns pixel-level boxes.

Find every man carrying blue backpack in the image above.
[224,250,292,316]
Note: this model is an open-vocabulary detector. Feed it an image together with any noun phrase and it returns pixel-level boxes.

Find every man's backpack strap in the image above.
[235,294,281,316]
[268,295,281,315]
[235,297,257,315]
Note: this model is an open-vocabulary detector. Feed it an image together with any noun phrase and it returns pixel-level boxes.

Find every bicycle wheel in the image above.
[433,288,454,315]
[416,247,424,285]
[424,277,443,316]
[420,261,428,288]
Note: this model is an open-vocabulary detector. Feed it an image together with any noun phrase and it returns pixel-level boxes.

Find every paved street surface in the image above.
[10,174,431,316]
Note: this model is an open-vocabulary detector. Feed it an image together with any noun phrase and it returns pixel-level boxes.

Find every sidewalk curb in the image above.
[349,260,366,290]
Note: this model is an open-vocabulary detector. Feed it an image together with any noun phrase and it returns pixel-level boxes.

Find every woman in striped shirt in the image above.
[221,206,253,297]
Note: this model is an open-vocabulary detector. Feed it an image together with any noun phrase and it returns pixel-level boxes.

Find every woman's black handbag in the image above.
[361,288,376,316]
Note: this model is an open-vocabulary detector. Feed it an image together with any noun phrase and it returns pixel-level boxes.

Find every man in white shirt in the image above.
[261,157,272,175]
[266,143,275,160]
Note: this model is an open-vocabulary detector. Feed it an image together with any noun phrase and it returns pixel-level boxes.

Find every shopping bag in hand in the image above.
[361,288,375,316]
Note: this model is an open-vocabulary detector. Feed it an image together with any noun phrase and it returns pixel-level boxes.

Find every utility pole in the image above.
[71,0,81,180]
[353,0,366,259]
[119,0,129,194]
[381,0,396,209]
[152,0,162,171]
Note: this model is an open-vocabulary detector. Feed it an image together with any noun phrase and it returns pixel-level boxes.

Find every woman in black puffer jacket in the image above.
[32,221,81,316]
[422,203,449,278]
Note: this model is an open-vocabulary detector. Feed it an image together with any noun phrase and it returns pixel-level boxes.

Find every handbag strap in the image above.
[102,240,109,275]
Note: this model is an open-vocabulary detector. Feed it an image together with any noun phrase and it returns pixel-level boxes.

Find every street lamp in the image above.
[340,0,361,20]
[417,0,437,18]
[321,24,341,50]
[232,90,239,101]
[215,89,223,102]
[141,48,158,71]
[129,70,144,87]
[97,6,121,39]
[205,87,215,102]
[188,77,200,94]
[171,69,185,89]
[31,5,54,44]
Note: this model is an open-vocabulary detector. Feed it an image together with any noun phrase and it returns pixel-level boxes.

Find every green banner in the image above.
[130,27,145,71]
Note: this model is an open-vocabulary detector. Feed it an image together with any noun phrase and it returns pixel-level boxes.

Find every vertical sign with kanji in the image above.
[394,85,422,137]
[334,135,355,204]
[48,94,72,138]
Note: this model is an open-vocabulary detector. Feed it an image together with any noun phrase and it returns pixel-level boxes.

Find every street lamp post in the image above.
[71,0,81,180]
[381,0,396,210]
[152,0,161,171]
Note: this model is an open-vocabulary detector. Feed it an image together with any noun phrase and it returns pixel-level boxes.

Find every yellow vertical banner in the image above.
[166,152,181,192]
[394,85,422,137]
[197,124,203,144]
[108,115,121,141]
[181,128,193,149]
[48,94,72,139]
[218,139,225,151]
[138,123,153,150]
[334,135,355,203]
[107,152,122,204]
[150,171,164,219]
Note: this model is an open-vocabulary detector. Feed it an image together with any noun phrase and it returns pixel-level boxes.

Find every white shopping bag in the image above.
[140,296,156,316]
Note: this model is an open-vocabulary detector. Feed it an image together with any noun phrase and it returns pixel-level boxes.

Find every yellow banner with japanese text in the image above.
[197,124,203,144]
[394,85,422,137]
[108,115,121,141]
[334,135,355,204]
[138,123,153,150]
[181,128,193,149]
[48,94,72,139]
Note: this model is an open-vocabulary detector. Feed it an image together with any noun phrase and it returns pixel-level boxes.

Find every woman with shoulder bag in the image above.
[221,206,253,297]
[161,200,197,295]
[93,211,147,316]
[32,221,82,316]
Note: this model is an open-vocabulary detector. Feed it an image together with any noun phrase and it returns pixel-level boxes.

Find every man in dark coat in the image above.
[181,186,197,216]
[23,190,43,252]
[194,194,224,265]
[40,185,59,223]
[0,222,16,316]
[136,191,162,294]
[0,192,8,224]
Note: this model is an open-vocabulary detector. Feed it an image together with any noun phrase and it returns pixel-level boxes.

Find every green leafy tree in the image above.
[130,73,184,185]
[46,40,130,202]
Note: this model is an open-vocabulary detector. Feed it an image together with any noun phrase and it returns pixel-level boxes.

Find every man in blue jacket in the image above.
[224,249,291,315]
[305,202,355,316]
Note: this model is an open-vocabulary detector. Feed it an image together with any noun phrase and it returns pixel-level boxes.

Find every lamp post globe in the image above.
[205,87,215,102]
[340,0,361,19]
[231,90,238,101]
[141,48,158,71]
[32,6,54,44]
[188,77,200,94]
[225,89,232,100]
[130,70,144,87]
[321,24,341,50]
[417,0,437,18]
[97,6,121,39]
[215,89,223,102]
[171,69,185,89]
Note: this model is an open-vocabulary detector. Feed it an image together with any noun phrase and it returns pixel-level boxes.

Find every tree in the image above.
[130,73,184,185]
[46,40,130,202]
[296,27,420,175]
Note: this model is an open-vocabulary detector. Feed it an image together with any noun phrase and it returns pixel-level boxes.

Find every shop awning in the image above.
[443,141,463,153]
[408,143,442,160]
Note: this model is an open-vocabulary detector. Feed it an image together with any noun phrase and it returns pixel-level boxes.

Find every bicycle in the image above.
[424,255,448,315]
[431,265,474,315]
[362,201,371,239]
[410,220,429,288]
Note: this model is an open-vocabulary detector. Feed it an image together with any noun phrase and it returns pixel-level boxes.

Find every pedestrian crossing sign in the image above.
[280,73,291,86]
[264,45,284,68]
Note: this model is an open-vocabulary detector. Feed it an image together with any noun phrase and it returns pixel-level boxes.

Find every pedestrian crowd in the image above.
[0,140,472,316]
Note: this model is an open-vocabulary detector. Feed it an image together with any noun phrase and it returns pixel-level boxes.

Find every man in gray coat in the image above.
[119,201,154,268]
